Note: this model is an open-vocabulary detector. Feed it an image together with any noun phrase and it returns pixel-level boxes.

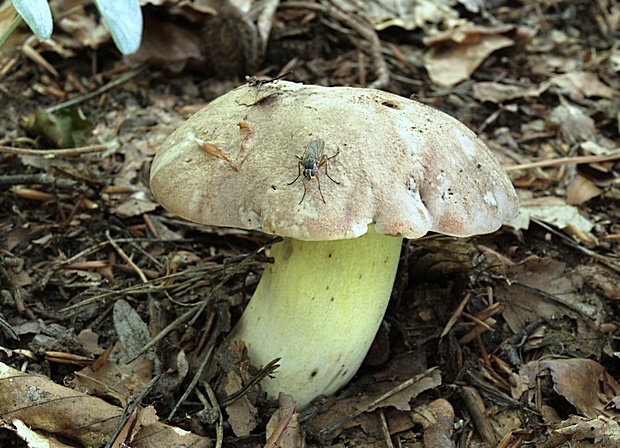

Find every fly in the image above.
[245,70,293,88]
[288,139,340,204]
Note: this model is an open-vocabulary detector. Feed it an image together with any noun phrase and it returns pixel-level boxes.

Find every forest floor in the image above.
[1,1,620,447]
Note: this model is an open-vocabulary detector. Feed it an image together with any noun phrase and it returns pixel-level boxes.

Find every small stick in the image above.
[378,409,394,448]
[204,383,224,448]
[168,346,214,420]
[0,144,109,156]
[103,374,162,448]
[0,173,80,189]
[264,401,296,448]
[504,152,620,172]
[45,67,146,113]
[105,230,148,283]
[459,386,497,445]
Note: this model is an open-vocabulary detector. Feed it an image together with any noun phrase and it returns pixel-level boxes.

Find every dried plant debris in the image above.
[1,0,620,446]
[0,362,211,447]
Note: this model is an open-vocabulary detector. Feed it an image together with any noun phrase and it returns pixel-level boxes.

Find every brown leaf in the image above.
[265,393,305,448]
[70,358,154,407]
[472,81,550,103]
[423,25,516,87]
[224,371,258,437]
[125,12,203,72]
[410,398,455,448]
[539,358,620,418]
[566,175,602,205]
[0,362,211,448]
[547,415,620,447]
[550,71,618,100]
[497,257,602,335]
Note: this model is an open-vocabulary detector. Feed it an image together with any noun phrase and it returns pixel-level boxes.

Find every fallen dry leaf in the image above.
[538,358,620,418]
[11,418,74,448]
[0,362,211,447]
[547,415,620,447]
[69,357,154,407]
[497,257,603,339]
[197,138,238,171]
[576,264,620,301]
[550,71,618,100]
[410,398,455,448]
[224,370,258,437]
[509,195,596,243]
[125,12,204,72]
[333,0,464,31]
[265,393,305,448]
[549,98,597,144]
[472,81,551,103]
[308,366,441,438]
[423,25,516,87]
[566,175,603,205]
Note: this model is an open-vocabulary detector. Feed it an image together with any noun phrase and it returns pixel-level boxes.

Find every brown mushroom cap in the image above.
[150,81,518,241]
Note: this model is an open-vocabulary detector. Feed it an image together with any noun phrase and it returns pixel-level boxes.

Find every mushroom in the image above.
[150,81,518,409]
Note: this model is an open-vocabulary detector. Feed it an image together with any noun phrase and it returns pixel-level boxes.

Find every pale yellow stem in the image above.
[229,230,403,408]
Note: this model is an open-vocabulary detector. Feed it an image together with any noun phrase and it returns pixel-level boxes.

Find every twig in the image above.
[0,144,109,156]
[128,240,277,359]
[379,409,394,448]
[204,383,223,448]
[53,237,189,269]
[45,67,147,113]
[500,316,560,366]
[168,346,214,420]
[105,230,148,283]
[441,292,471,338]
[504,152,620,172]
[511,281,598,319]
[459,386,497,445]
[531,218,620,273]
[131,305,203,359]
[265,402,296,448]
[0,173,80,189]
[103,374,162,448]
[187,237,281,327]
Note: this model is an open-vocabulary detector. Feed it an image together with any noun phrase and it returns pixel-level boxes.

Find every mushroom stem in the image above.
[229,229,403,409]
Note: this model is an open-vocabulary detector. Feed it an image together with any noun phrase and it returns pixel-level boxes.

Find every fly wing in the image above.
[306,139,325,160]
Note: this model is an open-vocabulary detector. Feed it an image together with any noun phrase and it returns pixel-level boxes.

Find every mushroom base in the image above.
[228,230,403,409]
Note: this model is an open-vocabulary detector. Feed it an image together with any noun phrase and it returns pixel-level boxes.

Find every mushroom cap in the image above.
[150,81,518,241]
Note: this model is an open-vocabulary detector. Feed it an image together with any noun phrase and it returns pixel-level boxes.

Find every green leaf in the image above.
[93,0,143,55]
[25,108,94,149]
[10,0,53,41]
